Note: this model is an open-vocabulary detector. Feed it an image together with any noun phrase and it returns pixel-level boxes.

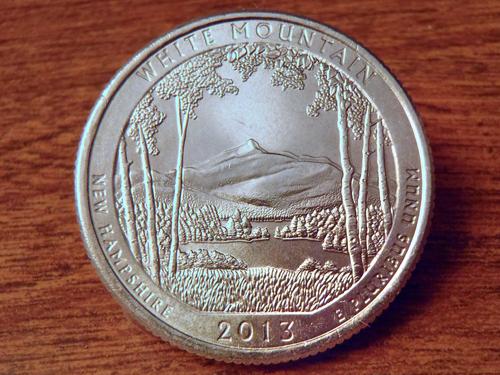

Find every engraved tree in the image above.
[117,138,140,262]
[357,110,392,269]
[306,63,369,282]
[376,121,393,237]
[127,92,165,285]
[357,106,373,270]
[154,50,239,278]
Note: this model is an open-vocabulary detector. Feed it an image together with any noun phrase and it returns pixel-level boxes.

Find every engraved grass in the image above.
[168,260,353,312]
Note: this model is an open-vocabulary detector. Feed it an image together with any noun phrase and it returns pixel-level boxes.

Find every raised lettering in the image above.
[91,174,106,186]
[217,321,232,341]
[263,321,270,342]
[231,22,249,40]
[151,297,163,312]
[255,22,272,39]
[173,41,185,57]
[98,224,113,237]
[279,23,294,42]
[118,264,132,273]
[355,63,376,85]
[184,34,198,51]
[406,168,420,181]
[109,248,126,266]
[126,274,139,285]
[346,56,360,71]
[238,321,254,342]
[280,321,294,342]
[298,29,315,47]
[156,48,174,68]
[135,61,157,82]
[202,28,215,46]
[403,169,421,225]
[319,36,334,54]
[161,305,172,318]
[329,47,347,65]
[91,174,108,213]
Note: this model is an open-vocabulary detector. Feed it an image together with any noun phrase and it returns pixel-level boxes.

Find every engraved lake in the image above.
[180,221,350,270]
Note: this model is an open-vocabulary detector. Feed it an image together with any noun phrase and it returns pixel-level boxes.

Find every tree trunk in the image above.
[336,90,364,282]
[138,127,161,286]
[168,98,191,278]
[357,105,371,271]
[118,138,141,264]
[376,121,392,237]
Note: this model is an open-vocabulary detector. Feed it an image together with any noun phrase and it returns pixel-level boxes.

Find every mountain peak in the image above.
[246,138,260,148]
[235,138,267,155]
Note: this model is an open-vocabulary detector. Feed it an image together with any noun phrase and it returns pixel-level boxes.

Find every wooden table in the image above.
[1,1,499,373]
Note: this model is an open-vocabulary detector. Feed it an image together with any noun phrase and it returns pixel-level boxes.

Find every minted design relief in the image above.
[114,42,395,312]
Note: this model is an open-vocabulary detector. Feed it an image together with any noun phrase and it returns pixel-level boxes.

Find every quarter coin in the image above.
[75,12,433,363]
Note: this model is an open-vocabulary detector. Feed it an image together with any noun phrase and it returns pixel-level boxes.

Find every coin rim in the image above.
[75,11,433,364]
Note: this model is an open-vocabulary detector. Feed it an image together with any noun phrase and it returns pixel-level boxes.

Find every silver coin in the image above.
[75,12,432,363]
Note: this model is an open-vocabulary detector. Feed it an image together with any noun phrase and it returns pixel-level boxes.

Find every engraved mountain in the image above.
[148,139,380,219]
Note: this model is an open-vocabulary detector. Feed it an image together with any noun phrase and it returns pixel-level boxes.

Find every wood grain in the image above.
[1,0,499,374]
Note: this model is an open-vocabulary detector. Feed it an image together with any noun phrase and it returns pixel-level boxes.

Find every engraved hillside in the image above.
[145,139,380,219]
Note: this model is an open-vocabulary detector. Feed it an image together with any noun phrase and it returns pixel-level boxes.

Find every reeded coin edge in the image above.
[75,11,433,364]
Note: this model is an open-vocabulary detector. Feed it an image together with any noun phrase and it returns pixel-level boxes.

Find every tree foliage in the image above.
[127,91,166,156]
[224,43,315,91]
[155,49,239,120]
[306,63,368,140]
